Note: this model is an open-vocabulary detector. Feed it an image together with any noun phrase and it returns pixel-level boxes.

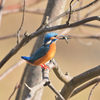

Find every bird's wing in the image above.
[29,45,50,63]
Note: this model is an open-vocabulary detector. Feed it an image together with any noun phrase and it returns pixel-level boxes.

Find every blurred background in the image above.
[0,0,100,100]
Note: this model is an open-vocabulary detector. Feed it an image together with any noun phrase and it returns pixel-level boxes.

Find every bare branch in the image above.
[72,0,99,12]
[48,83,65,100]
[71,65,100,88]
[8,83,21,100]
[0,0,6,26]
[84,1,100,17]
[2,8,45,15]
[70,76,100,98]
[0,59,25,81]
[48,0,79,25]
[48,0,99,25]
[17,0,26,44]
[0,34,23,40]
[47,59,72,83]
[66,0,74,25]
[68,34,100,40]
[57,65,100,100]
[0,16,100,69]
[88,78,100,100]
[83,24,100,28]
[25,62,65,100]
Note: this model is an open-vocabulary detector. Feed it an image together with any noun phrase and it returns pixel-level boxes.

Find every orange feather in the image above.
[33,42,56,65]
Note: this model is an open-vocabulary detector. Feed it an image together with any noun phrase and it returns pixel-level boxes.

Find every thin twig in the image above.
[83,24,100,28]
[48,83,65,100]
[49,0,79,25]
[25,68,49,100]
[17,0,25,44]
[48,0,99,25]
[88,79,100,100]
[71,0,99,14]
[70,76,100,98]
[8,83,21,100]
[84,1,100,18]
[0,59,25,81]
[2,8,45,15]
[0,0,6,26]
[66,0,74,25]
[0,34,23,40]
[0,16,100,69]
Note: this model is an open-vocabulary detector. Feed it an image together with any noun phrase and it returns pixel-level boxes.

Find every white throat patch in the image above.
[46,40,52,44]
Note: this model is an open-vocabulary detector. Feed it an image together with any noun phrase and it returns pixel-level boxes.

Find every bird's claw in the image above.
[40,64,50,70]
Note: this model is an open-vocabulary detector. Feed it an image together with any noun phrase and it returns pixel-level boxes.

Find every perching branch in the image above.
[0,16,100,69]
[23,60,100,100]
[25,65,65,100]
[16,0,68,100]
[24,69,50,100]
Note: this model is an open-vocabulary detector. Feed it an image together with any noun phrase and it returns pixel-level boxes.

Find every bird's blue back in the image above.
[29,44,50,63]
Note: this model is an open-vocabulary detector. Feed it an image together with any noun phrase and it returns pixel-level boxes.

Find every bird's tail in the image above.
[21,56,30,61]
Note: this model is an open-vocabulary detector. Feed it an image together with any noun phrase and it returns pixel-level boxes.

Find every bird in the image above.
[21,32,68,70]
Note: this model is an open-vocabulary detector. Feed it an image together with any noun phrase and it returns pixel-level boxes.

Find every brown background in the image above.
[0,0,100,100]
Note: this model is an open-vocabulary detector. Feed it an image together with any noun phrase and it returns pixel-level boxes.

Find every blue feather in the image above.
[21,56,30,61]
[29,44,50,63]
[44,33,58,44]
[21,32,58,63]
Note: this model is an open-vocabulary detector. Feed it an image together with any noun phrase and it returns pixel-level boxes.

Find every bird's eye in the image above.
[54,35,57,37]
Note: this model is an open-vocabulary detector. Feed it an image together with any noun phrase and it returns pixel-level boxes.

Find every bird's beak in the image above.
[56,35,70,44]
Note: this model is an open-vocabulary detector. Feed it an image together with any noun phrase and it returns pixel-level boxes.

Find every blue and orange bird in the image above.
[21,33,68,70]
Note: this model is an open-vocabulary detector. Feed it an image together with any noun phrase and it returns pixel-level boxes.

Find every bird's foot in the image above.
[40,64,50,70]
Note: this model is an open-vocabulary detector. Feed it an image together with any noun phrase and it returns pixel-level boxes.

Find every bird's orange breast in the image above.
[33,42,56,65]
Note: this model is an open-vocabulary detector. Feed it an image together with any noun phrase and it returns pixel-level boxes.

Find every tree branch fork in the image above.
[1,0,100,100]
[24,59,100,100]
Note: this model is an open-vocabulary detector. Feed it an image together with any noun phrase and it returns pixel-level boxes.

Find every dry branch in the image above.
[57,65,100,100]
[48,0,99,25]
[2,8,45,15]
[0,59,25,81]
[0,16,100,69]
[0,0,6,26]
[25,63,65,100]
[8,83,21,100]
[0,34,23,40]
[17,0,25,44]
[16,0,68,100]
[88,78,100,100]
[1,0,100,100]
[70,76,100,97]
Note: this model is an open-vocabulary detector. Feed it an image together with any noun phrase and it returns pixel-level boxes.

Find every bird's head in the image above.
[43,32,69,45]
[44,33,59,45]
